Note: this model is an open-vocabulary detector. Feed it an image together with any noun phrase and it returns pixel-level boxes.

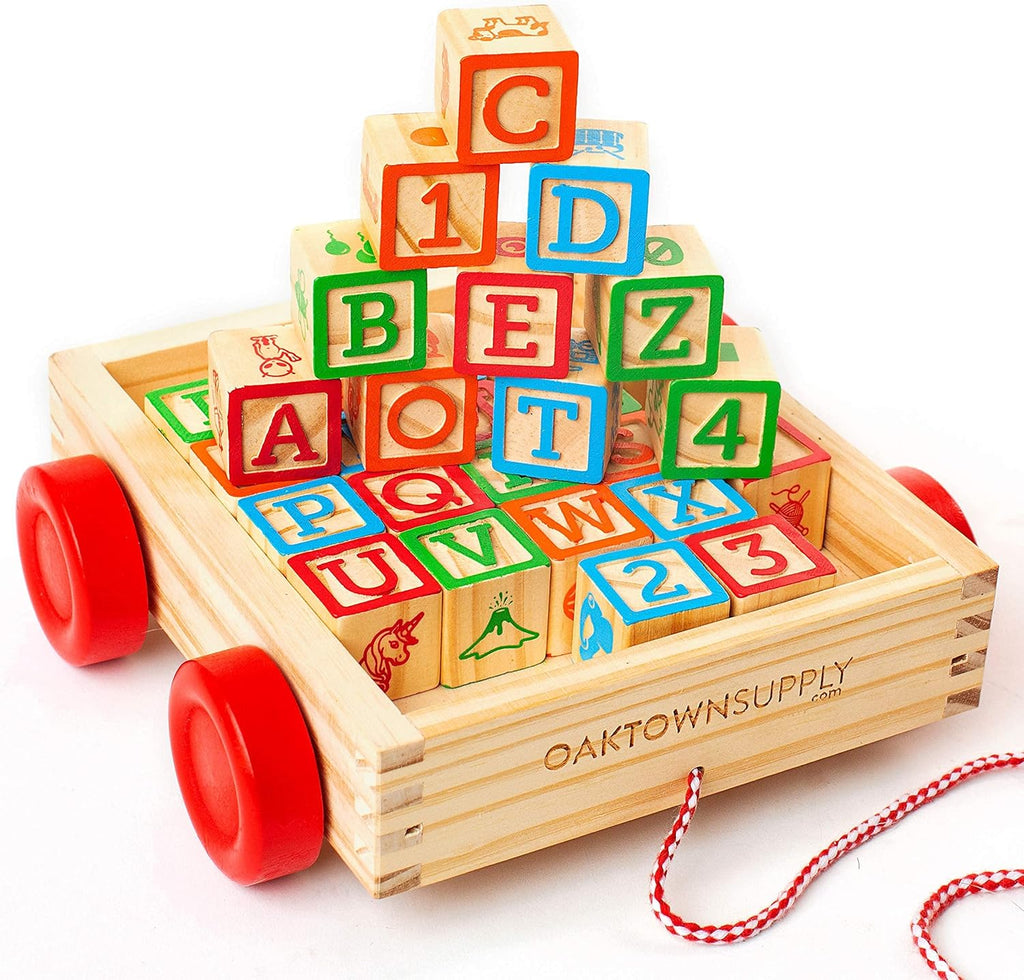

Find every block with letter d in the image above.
[491,330,620,484]
[526,119,650,276]
[286,532,442,700]
[453,221,574,378]
[290,218,427,380]
[360,112,499,271]
[572,540,730,663]
[593,224,725,381]
[399,509,550,687]
[207,324,342,487]
[646,326,781,480]
[434,4,579,164]
[346,313,478,472]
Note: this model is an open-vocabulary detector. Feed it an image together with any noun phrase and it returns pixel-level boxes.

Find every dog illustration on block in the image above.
[469,15,548,41]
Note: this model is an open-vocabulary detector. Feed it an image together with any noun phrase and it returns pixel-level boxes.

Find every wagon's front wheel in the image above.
[887,466,976,543]
[168,646,324,885]
[16,455,149,666]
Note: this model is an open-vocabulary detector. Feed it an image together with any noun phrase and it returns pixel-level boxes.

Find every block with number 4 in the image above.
[686,514,837,615]
[572,540,730,662]
[646,325,781,480]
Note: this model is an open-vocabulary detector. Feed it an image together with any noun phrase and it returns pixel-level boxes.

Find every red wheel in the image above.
[168,646,324,885]
[16,455,149,666]
[887,466,976,543]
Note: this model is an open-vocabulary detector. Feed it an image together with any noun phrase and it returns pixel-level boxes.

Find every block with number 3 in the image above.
[686,514,837,615]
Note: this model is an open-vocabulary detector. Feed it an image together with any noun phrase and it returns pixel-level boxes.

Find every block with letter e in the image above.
[526,119,650,276]
[286,532,442,700]
[289,218,427,379]
[503,483,653,656]
[593,224,724,381]
[346,313,478,472]
[434,4,579,164]
[646,326,781,480]
[453,221,573,378]
[207,324,342,487]
[572,540,730,663]
[360,112,499,271]
[491,330,620,484]
[686,514,837,615]
[399,509,550,687]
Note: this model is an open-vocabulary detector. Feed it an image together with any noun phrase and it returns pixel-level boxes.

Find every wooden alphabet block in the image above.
[188,438,303,515]
[345,313,479,472]
[208,325,343,487]
[360,112,500,271]
[602,409,659,484]
[491,329,620,483]
[348,464,491,531]
[144,378,212,457]
[646,326,781,480]
[434,4,579,164]
[502,484,654,656]
[286,533,442,700]
[461,454,571,504]
[526,119,650,276]
[290,218,427,379]
[453,221,574,377]
[572,540,730,662]
[686,514,837,615]
[592,224,725,380]
[237,476,385,571]
[611,474,757,541]
[399,509,550,687]
[731,417,832,549]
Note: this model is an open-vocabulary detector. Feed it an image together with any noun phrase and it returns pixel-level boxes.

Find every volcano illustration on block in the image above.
[459,592,539,660]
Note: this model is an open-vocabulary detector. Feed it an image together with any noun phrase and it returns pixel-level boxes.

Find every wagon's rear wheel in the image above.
[16,455,149,666]
[168,646,324,885]
[887,466,976,543]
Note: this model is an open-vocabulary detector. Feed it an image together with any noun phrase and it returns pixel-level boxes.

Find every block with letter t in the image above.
[592,224,725,381]
[526,119,650,275]
[360,112,499,271]
[491,330,620,484]
[207,324,342,487]
[289,218,427,380]
[571,540,730,663]
[646,326,781,480]
[434,4,579,164]
[453,221,574,378]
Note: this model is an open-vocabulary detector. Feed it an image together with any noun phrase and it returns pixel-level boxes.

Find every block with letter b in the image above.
[491,331,620,483]
[593,225,724,380]
[646,326,781,480]
[286,532,442,700]
[453,221,574,378]
[207,324,342,487]
[686,514,837,615]
[435,4,579,164]
[572,540,730,663]
[346,313,478,472]
[290,218,427,379]
[399,509,550,687]
[526,119,650,276]
[360,112,499,271]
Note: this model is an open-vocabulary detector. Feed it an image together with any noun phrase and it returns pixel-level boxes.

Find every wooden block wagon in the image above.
[19,295,997,897]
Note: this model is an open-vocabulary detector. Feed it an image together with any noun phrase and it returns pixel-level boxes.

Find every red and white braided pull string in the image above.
[650,751,1023,978]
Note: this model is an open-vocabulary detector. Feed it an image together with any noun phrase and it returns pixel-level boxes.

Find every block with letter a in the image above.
[360,112,499,271]
[207,324,342,487]
[434,4,579,164]
[686,514,837,614]
[286,532,442,700]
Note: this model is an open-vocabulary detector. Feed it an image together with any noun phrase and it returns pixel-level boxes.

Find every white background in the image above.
[2,1,1022,977]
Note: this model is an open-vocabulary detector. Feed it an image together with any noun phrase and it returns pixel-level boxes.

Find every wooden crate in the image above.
[48,300,997,898]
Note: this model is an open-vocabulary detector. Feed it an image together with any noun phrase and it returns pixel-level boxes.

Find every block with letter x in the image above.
[611,474,755,540]
[572,540,730,663]
[686,514,837,615]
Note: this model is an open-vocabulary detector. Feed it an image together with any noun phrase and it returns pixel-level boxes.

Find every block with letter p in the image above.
[526,119,650,276]
[207,325,342,487]
[434,4,579,164]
